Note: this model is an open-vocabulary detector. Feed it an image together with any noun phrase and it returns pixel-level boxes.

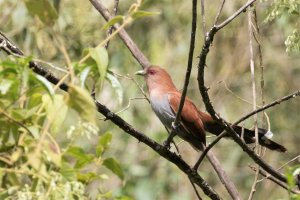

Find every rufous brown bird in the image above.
[136,65,287,152]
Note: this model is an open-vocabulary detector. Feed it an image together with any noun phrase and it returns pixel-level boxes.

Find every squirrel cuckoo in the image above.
[136,65,287,152]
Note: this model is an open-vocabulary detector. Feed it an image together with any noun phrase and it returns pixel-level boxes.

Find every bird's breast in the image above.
[150,93,175,128]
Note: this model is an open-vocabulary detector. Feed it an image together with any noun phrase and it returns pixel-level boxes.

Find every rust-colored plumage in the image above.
[136,65,286,152]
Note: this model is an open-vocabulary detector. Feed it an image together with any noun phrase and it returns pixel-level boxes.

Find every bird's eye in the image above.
[148,69,156,75]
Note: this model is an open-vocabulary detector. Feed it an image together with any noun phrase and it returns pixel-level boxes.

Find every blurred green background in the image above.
[0,0,299,199]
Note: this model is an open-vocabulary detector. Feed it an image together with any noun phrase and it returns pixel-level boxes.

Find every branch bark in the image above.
[0,34,221,200]
[195,0,300,188]
[89,0,150,69]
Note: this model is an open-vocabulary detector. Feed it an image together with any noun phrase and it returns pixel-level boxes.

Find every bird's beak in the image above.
[135,69,147,76]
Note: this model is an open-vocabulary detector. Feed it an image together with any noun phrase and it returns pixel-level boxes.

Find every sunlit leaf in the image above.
[89,47,109,89]
[60,162,77,181]
[115,196,134,200]
[0,79,13,95]
[96,132,112,156]
[106,72,123,104]
[103,157,124,180]
[77,172,97,183]
[11,106,39,121]
[80,66,91,88]
[67,85,97,124]
[35,75,54,95]
[131,10,160,19]
[65,146,94,169]
[27,125,40,139]
[43,94,68,134]
[43,139,61,167]
[102,15,124,30]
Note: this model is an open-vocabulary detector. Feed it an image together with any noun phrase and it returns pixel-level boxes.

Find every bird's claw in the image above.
[162,140,172,149]
[171,122,179,130]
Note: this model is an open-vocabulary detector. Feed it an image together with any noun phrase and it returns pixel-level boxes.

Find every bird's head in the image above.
[135,65,176,92]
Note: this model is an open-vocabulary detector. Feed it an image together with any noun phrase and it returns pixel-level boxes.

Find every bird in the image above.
[135,65,287,152]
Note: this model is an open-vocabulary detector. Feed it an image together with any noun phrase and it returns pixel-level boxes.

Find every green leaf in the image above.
[79,66,91,88]
[102,15,124,30]
[106,72,123,104]
[65,146,94,169]
[42,94,68,134]
[89,47,109,88]
[131,10,160,19]
[35,75,55,95]
[0,79,13,95]
[96,132,112,156]
[11,106,40,121]
[27,126,40,139]
[77,172,97,183]
[67,85,97,124]
[60,162,77,181]
[24,0,58,26]
[99,132,112,148]
[103,157,124,180]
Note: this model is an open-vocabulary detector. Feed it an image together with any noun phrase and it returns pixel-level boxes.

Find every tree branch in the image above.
[215,0,256,30]
[249,165,300,195]
[196,0,299,188]
[0,33,221,200]
[89,0,150,69]
[164,0,198,148]
[194,89,300,169]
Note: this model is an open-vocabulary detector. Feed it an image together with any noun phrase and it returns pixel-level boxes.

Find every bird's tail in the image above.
[205,122,287,152]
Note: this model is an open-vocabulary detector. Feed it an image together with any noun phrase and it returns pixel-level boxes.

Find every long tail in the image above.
[204,122,287,152]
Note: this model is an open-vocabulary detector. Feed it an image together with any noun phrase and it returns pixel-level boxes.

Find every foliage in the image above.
[285,166,300,200]
[0,0,299,199]
[265,0,300,53]
[0,57,128,199]
[0,0,158,199]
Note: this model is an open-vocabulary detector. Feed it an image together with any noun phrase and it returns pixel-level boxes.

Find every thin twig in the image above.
[278,155,300,171]
[236,90,300,124]
[189,177,203,200]
[52,31,75,84]
[206,150,241,199]
[172,0,198,136]
[213,0,226,25]
[200,0,206,37]
[89,0,151,68]
[195,0,297,188]
[194,131,226,169]
[257,155,300,183]
[115,97,146,114]
[247,7,260,200]
[194,89,300,169]
[249,165,300,195]
[111,71,150,103]
[1,168,49,182]
[105,0,119,49]
[0,108,34,137]
[0,32,221,200]
[216,0,256,30]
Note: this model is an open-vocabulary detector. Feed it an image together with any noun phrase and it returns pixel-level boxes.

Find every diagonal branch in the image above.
[89,1,242,198]
[249,165,300,195]
[194,89,300,169]
[164,0,198,148]
[196,0,299,188]
[89,0,150,69]
[215,0,256,30]
[0,33,221,200]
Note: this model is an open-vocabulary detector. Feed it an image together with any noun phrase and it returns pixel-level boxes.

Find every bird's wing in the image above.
[167,92,206,145]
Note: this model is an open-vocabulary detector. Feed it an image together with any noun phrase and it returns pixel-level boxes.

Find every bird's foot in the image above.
[163,131,177,150]
[162,139,172,149]
[171,121,179,131]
